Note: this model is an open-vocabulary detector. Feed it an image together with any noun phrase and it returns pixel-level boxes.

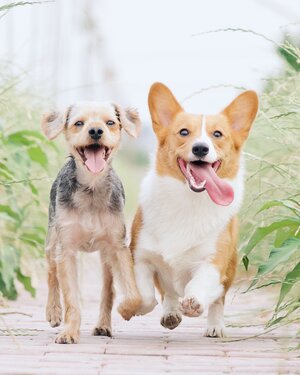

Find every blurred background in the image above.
[0,0,299,331]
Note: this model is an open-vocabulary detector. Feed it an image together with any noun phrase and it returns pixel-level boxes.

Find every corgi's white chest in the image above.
[136,171,243,263]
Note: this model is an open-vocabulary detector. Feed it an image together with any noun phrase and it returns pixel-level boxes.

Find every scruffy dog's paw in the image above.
[92,326,112,338]
[55,330,79,344]
[46,304,62,328]
[118,297,142,321]
[160,311,182,330]
[204,325,226,338]
[180,297,204,317]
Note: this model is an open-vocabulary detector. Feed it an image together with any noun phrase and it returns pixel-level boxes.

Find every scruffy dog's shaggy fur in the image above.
[41,101,142,344]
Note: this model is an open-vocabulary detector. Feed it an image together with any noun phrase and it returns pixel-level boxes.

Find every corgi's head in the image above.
[148,82,258,206]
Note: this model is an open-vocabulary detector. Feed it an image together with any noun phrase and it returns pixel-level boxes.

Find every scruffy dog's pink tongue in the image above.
[84,147,106,174]
[189,163,234,206]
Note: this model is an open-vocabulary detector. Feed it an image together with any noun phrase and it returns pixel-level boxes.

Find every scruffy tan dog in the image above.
[41,101,142,344]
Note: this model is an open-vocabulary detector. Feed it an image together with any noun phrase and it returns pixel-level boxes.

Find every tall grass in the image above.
[238,38,300,337]
[0,65,59,300]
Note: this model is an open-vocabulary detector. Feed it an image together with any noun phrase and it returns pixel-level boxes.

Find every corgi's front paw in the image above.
[160,310,182,330]
[204,324,226,338]
[136,298,158,316]
[180,296,204,317]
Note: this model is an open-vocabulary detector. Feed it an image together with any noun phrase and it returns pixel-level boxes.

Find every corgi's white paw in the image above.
[181,296,204,317]
[136,298,158,316]
[204,324,226,338]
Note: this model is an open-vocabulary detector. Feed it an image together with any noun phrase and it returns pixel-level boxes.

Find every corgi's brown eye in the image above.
[74,121,84,127]
[106,120,115,126]
[179,128,189,136]
[213,130,222,138]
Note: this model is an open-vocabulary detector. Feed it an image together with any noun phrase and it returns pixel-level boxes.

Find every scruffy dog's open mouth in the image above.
[177,157,234,206]
[76,144,112,174]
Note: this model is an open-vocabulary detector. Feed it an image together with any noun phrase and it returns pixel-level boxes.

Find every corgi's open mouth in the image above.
[76,144,112,174]
[177,158,234,206]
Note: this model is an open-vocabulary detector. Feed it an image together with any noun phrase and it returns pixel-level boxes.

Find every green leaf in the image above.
[274,227,295,247]
[0,162,13,178]
[27,146,48,167]
[241,218,300,256]
[0,245,19,293]
[0,273,17,300]
[246,280,281,292]
[6,130,47,148]
[257,199,300,216]
[0,205,21,222]
[278,41,300,72]
[268,300,300,327]
[256,237,300,279]
[20,232,44,246]
[29,182,38,196]
[242,255,249,270]
[6,132,35,146]
[16,269,36,297]
[277,262,300,307]
[19,130,45,140]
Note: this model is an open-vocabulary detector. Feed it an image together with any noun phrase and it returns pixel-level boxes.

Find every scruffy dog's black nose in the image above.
[192,143,209,157]
[88,128,103,141]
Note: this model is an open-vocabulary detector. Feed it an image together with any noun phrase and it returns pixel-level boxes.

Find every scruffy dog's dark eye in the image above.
[213,130,222,138]
[106,120,115,126]
[75,121,84,127]
[179,128,189,136]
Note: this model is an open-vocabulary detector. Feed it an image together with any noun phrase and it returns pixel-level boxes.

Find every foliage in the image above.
[240,37,300,331]
[0,66,58,300]
[0,1,44,14]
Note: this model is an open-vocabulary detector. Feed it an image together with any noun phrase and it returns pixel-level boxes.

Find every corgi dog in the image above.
[128,83,258,337]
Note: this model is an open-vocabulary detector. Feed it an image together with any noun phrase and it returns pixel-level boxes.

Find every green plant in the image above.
[239,36,300,334]
[0,66,59,300]
[242,200,300,325]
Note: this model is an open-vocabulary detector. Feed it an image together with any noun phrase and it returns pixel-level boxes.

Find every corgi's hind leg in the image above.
[205,240,237,338]
[204,296,225,338]
[111,245,142,321]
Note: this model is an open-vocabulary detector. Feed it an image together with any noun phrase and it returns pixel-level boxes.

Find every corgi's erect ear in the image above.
[222,90,259,146]
[41,108,70,140]
[113,104,141,138]
[148,82,183,133]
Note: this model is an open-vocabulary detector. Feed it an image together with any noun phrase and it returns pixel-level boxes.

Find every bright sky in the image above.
[1,0,299,121]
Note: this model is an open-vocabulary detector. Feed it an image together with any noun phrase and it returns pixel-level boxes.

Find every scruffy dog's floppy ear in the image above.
[112,103,141,138]
[41,108,70,140]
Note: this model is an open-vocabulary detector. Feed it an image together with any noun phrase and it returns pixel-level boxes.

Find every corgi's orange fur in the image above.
[127,83,258,337]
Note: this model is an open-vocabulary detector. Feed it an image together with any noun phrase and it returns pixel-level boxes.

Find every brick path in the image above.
[0,255,299,375]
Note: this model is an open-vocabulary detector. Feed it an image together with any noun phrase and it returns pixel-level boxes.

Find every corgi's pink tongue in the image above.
[189,162,234,206]
[84,147,106,174]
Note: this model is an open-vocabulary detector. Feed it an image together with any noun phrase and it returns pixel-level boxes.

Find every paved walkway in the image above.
[0,256,299,375]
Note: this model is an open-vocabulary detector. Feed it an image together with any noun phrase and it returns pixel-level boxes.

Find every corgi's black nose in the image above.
[88,128,103,141]
[192,143,209,157]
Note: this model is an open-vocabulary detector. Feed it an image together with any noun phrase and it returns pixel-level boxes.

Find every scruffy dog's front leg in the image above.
[111,246,142,321]
[55,254,81,344]
[46,248,62,328]
[93,253,114,338]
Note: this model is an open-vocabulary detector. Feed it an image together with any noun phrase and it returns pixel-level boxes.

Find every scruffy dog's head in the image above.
[41,101,141,174]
